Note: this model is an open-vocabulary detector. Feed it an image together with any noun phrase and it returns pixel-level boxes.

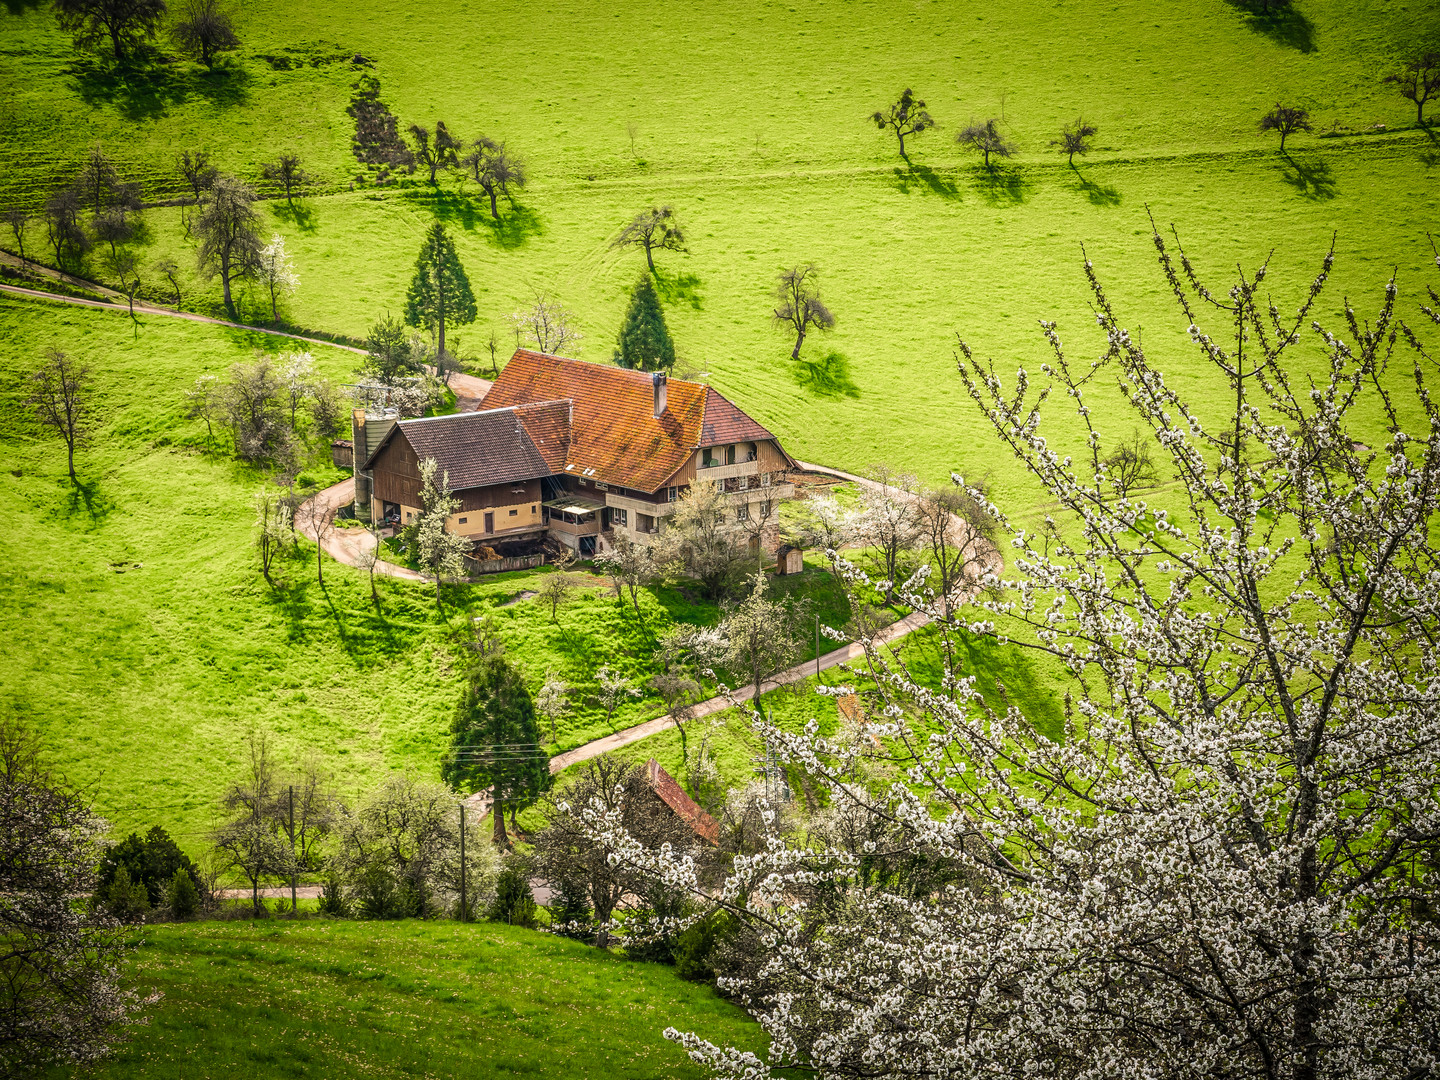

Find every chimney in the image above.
[652,371,668,418]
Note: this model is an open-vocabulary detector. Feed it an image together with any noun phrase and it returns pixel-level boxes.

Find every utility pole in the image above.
[459,802,467,923]
[815,614,820,679]
[288,785,296,918]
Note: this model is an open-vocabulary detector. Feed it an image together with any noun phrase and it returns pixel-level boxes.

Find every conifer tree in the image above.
[403,222,476,358]
[615,274,675,371]
[442,655,550,849]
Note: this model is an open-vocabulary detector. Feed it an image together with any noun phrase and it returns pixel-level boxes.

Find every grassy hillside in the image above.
[2,0,1437,506]
[43,920,762,1080]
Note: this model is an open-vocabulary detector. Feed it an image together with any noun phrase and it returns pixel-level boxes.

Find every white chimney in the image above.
[652,372,668,418]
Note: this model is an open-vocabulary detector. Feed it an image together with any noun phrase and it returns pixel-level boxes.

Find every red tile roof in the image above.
[480,350,789,493]
[646,758,719,845]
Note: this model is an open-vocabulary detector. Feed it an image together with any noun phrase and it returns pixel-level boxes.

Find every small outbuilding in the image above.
[644,758,719,845]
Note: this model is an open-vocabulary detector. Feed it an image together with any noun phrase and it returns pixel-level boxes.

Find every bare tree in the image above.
[772,264,836,361]
[154,256,181,306]
[170,0,239,69]
[612,206,687,274]
[871,88,935,163]
[5,208,28,261]
[784,492,859,583]
[409,121,461,184]
[1385,52,1439,126]
[185,373,220,441]
[509,292,582,354]
[254,491,291,587]
[44,187,88,267]
[103,247,142,328]
[221,357,290,463]
[177,148,217,200]
[354,526,383,609]
[461,137,526,219]
[1259,103,1311,152]
[0,719,142,1073]
[26,349,91,486]
[533,566,583,624]
[299,498,336,585]
[1051,116,1098,167]
[53,0,167,63]
[647,669,701,767]
[718,572,808,722]
[275,760,338,914]
[955,118,1016,170]
[261,153,309,207]
[212,732,292,916]
[194,173,261,313]
[1099,429,1161,498]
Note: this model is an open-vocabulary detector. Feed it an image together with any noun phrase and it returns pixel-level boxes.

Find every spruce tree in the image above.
[616,274,675,372]
[442,655,550,849]
[403,222,477,358]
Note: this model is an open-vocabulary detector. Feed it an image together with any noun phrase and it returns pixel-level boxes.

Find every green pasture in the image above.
[3,0,1439,856]
[42,920,762,1080]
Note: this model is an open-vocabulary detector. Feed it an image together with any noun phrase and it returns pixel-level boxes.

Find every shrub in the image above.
[487,866,536,928]
[674,912,732,982]
[99,825,201,908]
[548,875,592,938]
[317,873,349,917]
[165,866,199,919]
[101,865,150,922]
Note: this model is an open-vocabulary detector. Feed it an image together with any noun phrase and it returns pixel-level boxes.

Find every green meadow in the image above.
[41,920,762,1080]
[2,0,1438,842]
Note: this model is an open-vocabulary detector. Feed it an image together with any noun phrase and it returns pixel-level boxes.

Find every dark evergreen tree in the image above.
[615,274,675,372]
[442,655,549,850]
[98,825,201,908]
[403,222,476,359]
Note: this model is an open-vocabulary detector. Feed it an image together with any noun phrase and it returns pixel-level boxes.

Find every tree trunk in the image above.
[492,787,509,848]
[220,251,233,311]
[488,186,499,219]
[644,241,656,273]
[316,532,323,584]
[270,281,278,322]
[66,435,77,485]
[897,132,909,162]
[110,24,124,63]
[791,328,805,360]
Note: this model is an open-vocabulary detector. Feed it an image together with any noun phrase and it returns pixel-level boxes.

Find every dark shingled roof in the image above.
[361,407,552,489]
[645,758,719,845]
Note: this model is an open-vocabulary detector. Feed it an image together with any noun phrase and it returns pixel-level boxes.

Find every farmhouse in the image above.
[356,350,797,557]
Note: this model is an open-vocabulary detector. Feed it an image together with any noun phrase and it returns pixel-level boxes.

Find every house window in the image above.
[637,513,654,533]
[735,504,749,521]
[484,512,494,533]
[531,505,537,514]
[746,443,758,462]
[459,517,468,524]
[667,486,678,502]
[611,508,628,527]
[702,450,717,468]
[726,444,737,465]
[761,500,772,519]
[509,509,518,517]
[405,512,413,522]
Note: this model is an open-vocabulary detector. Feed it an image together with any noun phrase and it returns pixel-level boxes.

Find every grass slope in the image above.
[44,920,761,1080]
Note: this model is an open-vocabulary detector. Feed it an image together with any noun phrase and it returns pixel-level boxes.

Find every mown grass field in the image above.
[2,0,1437,848]
[42,920,761,1080]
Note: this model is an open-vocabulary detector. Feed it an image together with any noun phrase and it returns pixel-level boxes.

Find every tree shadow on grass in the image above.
[890,164,961,201]
[792,350,861,400]
[652,267,705,310]
[3,0,44,13]
[269,200,319,235]
[479,203,544,250]
[971,165,1032,206]
[62,478,117,527]
[1070,170,1122,206]
[68,55,251,122]
[1222,0,1315,53]
[1277,153,1336,200]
